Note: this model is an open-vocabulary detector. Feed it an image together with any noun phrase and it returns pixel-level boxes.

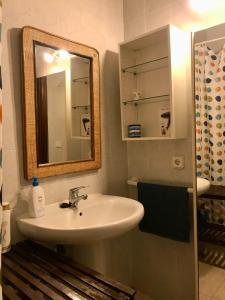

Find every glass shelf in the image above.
[72,105,90,110]
[122,56,168,75]
[122,94,169,105]
[72,77,89,84]
[71,136,91,140]
[123,136,172,141]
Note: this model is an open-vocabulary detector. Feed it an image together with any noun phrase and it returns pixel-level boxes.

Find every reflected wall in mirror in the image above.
[194,23,225,300]
[22,27,101,179]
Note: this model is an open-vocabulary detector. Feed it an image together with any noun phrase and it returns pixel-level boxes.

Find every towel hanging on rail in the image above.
[137,182,190,242]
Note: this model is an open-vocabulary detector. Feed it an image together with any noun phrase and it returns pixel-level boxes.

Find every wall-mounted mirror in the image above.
[194,23,225,300]
[22,27,101,179]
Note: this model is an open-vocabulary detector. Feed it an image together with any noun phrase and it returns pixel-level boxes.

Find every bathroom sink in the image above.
[17,194,144,245]
[187,177,210,196]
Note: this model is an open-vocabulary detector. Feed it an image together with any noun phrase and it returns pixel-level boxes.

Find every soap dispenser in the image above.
[29,176,45,218]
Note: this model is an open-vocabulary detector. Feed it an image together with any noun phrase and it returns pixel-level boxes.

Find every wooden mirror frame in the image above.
[22,26,101,179]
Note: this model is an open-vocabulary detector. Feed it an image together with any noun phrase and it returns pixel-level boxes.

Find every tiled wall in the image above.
[3,0,225,298]
[123,1,195,299]
[123,0,225,299]
[2,0,127,241]
[124,1,225,299]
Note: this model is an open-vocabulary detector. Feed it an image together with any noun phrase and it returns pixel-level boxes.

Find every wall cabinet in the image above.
[119,25,188,140]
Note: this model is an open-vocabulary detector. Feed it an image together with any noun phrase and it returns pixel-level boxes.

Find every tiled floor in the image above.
[199,262,225,300]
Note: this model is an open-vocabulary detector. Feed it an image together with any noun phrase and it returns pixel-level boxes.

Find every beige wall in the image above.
[2,0,127,241]
[123,1,225,300]
[124,0,225,40]
[4,0,225,299]
[123,2,195,299]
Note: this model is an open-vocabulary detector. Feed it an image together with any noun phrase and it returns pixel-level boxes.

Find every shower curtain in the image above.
[195,42,225,185]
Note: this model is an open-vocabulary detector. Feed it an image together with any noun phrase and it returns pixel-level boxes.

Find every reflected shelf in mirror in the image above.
[121,56,168,75]
[72,105,90,110]
[72,136,91,140]
[72,76,89,84]
[122,94,169,106]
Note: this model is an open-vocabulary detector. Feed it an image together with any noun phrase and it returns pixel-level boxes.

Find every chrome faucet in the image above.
[68,186,88,208]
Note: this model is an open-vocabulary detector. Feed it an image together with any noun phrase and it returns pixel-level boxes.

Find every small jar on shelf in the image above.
[128,124,142,138]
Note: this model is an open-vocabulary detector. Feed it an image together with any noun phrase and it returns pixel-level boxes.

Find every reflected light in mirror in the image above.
[57,49,69,60]
[43,52,54,63]
[190,0,225,13]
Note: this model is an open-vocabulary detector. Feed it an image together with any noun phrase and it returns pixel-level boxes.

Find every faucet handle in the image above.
[69,186,89,194]
[69,185,89,197]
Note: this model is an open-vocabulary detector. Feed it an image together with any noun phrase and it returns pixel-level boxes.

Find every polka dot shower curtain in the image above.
[195,43,225,185]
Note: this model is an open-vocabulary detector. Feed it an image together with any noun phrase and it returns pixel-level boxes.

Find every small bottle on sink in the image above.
[29,176,45,218]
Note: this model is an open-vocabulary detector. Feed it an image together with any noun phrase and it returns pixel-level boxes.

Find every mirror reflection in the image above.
[35,43,92,165]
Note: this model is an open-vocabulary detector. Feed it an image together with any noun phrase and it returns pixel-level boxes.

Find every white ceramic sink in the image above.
[188,177,210,196]
[17,194,144,245]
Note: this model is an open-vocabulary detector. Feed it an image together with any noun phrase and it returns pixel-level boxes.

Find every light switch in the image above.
[55,140,62,148]
[172,156,184,169]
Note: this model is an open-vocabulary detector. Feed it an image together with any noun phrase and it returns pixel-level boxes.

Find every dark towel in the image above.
[137,182,190,242]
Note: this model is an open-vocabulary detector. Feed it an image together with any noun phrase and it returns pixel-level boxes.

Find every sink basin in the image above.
[17,194,144,245]
[188,177,210,196]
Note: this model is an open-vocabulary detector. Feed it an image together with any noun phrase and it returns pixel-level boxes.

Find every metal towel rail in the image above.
[127,177,193,193]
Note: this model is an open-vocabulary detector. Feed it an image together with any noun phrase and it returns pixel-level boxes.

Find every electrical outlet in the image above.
[172,156,184,169]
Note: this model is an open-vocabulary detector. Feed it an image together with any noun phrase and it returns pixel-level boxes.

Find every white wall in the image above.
[47,71,67,163]
[2,0,127,241]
